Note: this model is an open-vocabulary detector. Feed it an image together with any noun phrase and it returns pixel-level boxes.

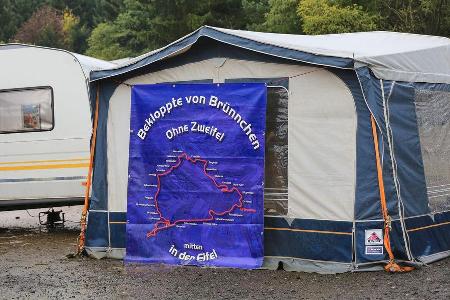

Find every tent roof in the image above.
[90,26,450,84]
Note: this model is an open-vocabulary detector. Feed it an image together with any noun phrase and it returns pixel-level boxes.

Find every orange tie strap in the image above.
[77,86,100,255]
[370,115,414,273]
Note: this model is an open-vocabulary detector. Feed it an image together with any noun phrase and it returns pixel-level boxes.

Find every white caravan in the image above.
[0,44,113,210]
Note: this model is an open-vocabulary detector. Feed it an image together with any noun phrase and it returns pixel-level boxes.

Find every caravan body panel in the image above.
[0,45,112,210]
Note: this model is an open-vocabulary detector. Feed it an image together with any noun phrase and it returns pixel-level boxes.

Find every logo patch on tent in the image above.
[365,229,383,245]
[365,246,383,255]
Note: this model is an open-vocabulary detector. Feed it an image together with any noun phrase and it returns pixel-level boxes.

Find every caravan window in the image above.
[0,87,54,134]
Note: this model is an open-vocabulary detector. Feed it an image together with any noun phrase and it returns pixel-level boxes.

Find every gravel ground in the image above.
[0,206,449,300]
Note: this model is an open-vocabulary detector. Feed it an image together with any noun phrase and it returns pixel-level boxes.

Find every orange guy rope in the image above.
[370,115,413,272]
[77,86,100,255]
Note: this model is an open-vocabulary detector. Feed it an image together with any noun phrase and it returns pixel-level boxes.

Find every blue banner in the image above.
[126,83,266,269]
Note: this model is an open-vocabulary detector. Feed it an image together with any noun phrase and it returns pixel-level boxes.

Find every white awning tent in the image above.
[86,27,450,273]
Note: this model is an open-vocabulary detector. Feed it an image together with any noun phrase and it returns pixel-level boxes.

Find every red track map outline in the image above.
[147,152,255,238]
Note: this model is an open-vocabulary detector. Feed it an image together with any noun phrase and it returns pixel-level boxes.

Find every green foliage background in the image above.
[1,0,448,60]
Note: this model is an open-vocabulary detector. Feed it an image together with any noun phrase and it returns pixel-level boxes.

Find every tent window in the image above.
[0,87,54,134]
[415,89,450,213]
[264,86,288,216]
[225,79,289,216]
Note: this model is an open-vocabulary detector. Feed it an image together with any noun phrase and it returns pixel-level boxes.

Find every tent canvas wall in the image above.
[85,26,450,273]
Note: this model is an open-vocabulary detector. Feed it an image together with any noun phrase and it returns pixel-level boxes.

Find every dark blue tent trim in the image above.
[89,211,450,264]
[87,213,354,263]
[110,211,127,249]
[85,211,109,248]
[382,81,429,217]
[405,211,450,259]
[355,67,400,219]
[86,211,126,249]
[89,81,119,211]
[86,81,119,249]
[90,26,354,82]
[264,217,353,263]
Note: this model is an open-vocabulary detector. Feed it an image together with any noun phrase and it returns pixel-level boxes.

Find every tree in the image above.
[264,0,302,33]
[243,0,301,33]
[46,0,124,28]
[0,0,45,42]
[45,0,124,52]
[12,5,88,52]
[3,0,448,59]
[242,0,269,31]
[62,9,90,53]
[0,0,17,42]
[13,5,66,48]
[298,0,378,35]
[86,22,135,60]
[376,0,450,36]
[86,0,250,59]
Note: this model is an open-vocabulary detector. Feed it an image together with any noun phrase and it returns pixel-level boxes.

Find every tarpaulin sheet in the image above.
[126,83,266,268]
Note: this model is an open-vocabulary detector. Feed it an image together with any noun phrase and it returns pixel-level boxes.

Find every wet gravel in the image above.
[0,206,449,299]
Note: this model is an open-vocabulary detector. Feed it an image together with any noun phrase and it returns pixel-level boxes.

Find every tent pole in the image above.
[77,85,100,255]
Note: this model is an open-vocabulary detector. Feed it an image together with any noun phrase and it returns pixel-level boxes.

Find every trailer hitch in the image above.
[38,208,65,228]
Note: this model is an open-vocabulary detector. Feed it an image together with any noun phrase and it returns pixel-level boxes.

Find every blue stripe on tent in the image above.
[86,212,354,262]
[109,212,127,248]
[86,211,126,249]
[405,211,450,259]
[89,82,119,211]
[355,67,404,219]
[86,82,119,248]
[110,223,126,249]
[85,211,109,248]
[383,81,429,217]
[264,217,353,263]
[100,212,450,258]
[102,212,450,263]
[109,211,126,223]
[90,26,354,82]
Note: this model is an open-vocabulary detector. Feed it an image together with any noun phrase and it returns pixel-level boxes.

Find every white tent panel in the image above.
[289,70,356,221]
[106,85,132,212]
